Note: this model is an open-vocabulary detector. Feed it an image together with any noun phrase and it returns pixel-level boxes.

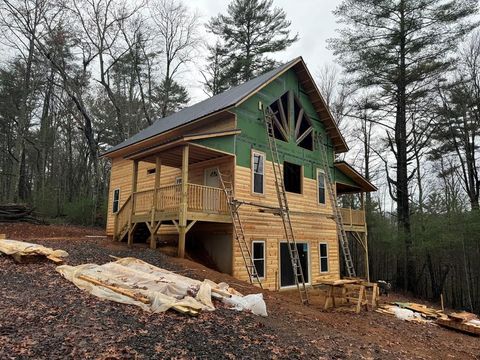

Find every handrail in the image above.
[117,194,132,214]
[115,194,132,239]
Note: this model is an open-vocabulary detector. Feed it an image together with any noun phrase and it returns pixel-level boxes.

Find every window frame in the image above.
[317,168,326,205]
[251,150,266,196]
[283,161,303,195]
[319,242,329,273]
[252,240,266,279]
[112,188,120,213]
[175,176,182,185]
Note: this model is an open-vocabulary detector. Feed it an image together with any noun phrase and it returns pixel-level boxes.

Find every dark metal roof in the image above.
[334,161,377,192]
[103,58,301,156]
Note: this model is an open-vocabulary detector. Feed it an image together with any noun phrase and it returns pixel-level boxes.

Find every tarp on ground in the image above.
[56,257,267,316]
[0,239,69,263]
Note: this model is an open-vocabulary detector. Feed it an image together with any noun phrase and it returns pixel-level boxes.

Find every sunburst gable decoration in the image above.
[267,91,314,150]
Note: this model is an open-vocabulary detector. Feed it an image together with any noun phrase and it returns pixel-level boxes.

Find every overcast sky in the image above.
[187,0,342,103]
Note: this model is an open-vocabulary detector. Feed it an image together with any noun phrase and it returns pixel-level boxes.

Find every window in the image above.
[268,92,289,142]
[319,243,329,273]
[147,168,156,175]
[112,189,120,213]
[293,96,314,150]
[175,176,182,185]
[317,170,326,204]
[252,241,265,278]
[252,151,265,194]
[284,161,302,194]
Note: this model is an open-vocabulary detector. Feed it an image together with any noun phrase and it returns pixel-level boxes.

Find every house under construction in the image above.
[103,57,376,293]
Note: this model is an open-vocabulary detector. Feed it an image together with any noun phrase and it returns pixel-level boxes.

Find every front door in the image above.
[204,167,220,188]
[280,242,309,287]
[204,167,220,211]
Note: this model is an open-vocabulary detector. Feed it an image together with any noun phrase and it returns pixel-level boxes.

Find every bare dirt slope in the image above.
[0,223,478,359]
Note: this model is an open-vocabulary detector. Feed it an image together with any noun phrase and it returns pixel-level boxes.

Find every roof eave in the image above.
[334,161,377,192]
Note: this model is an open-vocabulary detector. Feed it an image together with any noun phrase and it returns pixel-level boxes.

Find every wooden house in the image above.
[103,57,376,290]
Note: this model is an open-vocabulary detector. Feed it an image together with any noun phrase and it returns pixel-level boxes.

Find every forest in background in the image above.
[0,0,479,314]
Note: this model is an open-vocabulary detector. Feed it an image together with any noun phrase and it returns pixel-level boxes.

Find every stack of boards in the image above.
[437,311,480,336]
[377,302,480,336]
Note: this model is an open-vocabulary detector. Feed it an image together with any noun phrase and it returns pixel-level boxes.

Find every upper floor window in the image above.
[317,169,326,204]
[252,151,265,195]
[284,161,302,194]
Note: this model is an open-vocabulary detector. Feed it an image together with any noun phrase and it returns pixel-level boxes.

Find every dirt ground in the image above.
[0,223,479,359]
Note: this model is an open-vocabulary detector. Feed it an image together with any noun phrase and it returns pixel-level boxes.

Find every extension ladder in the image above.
[219,172,263,288]
[316,134,357,278]
[264,108,309,305]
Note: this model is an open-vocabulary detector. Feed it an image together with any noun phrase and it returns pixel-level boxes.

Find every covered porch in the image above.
[113,140,235,258]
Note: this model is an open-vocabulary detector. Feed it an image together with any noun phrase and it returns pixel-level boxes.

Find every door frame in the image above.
[203,166,220,187]
[278,241,311,289]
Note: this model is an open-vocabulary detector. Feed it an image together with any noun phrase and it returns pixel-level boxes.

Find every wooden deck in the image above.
[113,183,231,243]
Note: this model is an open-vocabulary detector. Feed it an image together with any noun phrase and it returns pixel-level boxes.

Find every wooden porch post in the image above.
[360,191,370,282]
[128,159,139,248]
[150,156,162,249]
[178,145,189,258]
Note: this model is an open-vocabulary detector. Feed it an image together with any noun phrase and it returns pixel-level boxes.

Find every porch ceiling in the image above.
[140,143,232,168]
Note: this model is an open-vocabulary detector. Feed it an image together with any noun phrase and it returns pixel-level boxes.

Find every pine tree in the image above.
[208,0,298,87]
[153,79,190,117]
[201,42,230,96]
[330,0,478,291]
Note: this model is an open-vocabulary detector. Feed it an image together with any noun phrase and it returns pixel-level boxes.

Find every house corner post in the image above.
[113,213,118,241]
[178,145,189,258]
[128,159,139,248]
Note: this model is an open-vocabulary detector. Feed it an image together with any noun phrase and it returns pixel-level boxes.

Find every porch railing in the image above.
[156,184,181,211]
[134,183,229,215]
[187,183,229,213]
[133,189,155,214]
[339,207,366,227]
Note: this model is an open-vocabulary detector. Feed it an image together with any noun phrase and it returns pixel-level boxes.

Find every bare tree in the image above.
[151,0,199,117]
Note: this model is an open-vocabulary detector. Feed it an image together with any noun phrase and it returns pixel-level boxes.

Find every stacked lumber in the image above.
[377,301,480,336]
[437,311,480,336]
[0,204,44,224]
[376,302,443,323]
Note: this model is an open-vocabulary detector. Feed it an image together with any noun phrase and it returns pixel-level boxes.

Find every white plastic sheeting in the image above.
[0,239,69,263]
[224,294,268,317]
[57,257,267,316]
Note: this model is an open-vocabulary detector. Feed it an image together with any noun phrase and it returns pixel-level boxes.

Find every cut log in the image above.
[0,204,45,224]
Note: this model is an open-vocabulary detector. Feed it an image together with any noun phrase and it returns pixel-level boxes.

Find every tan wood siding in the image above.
[232,161,340,290]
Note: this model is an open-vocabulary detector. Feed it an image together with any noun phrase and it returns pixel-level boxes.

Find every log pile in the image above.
[0,204,44,224]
